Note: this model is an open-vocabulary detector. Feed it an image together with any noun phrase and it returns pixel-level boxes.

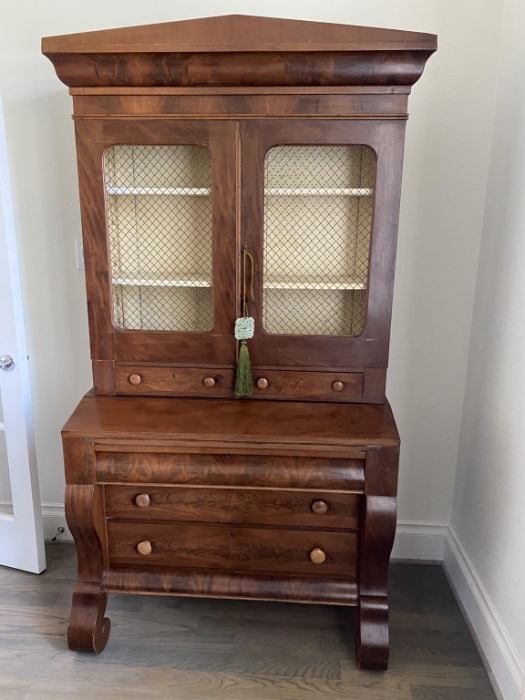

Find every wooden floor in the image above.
[0,544,495,700]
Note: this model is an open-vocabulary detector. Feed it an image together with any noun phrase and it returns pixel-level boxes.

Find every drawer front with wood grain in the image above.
[251,369,363,401]
[107,521,358,576]
[104,485,361,530]
[96,451,365,491]
[114,366,234,397]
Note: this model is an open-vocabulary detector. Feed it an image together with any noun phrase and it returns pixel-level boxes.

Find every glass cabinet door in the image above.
[262,145,376,337]
[241,120,402,369]
[105,144,214,333]
[76,119,237,368]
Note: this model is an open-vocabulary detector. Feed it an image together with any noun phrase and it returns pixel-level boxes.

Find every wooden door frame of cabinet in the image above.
[240,118,406,371]
[74,118,239,393]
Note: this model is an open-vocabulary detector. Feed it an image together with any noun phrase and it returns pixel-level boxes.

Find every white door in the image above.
[0,97,45,573]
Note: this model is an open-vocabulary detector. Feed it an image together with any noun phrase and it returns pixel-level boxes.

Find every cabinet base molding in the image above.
[103,567,359,605]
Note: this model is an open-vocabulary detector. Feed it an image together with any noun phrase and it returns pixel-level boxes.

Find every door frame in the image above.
[0,97,46,573]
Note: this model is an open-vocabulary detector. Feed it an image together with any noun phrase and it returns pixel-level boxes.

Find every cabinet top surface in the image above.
[42,14,437,54]
[62,395,399,448]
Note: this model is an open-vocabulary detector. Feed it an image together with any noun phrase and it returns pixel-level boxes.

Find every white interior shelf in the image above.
[107,187,211,196]
[265,187,373,197]
[112,276,366,291]
[113,277,212,288]
[265,276,366,290]
[106,187,373,197]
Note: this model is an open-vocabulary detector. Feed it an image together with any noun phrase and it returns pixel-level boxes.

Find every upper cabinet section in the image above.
[42,14,437,89]
[42,16,437,401]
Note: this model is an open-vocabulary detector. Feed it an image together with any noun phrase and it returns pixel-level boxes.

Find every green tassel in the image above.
[234,340,253,397]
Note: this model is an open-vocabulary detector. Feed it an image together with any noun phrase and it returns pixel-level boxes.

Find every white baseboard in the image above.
[443,527,524,700]
[0,501,71,541]
[392,520,448,561]
[41,503,71,542]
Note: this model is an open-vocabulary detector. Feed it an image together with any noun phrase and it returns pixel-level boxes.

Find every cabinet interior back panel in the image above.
[104,145,213,332]
[263,145,376,337]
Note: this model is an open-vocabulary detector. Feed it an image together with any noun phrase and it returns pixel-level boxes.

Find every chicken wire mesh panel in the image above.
[263,145,376,336]
[112,285,213,332]
[104,145,213,331]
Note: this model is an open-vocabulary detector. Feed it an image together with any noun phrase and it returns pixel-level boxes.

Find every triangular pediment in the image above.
[42,14,436,54]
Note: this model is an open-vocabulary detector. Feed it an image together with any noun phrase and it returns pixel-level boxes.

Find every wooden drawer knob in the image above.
[332,380,345,392]
[256,377,269,390]
[203,376,216,388]
[311,499,328,515]
[309,547,327,565]
[136,540,152,556]
[134,493,151,508]
[128,373,142,386]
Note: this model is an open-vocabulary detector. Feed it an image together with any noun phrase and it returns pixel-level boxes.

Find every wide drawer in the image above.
[114,366,234,397]
[251,369,363,401]
[96,451,365,491]
[104,485,361,530]
[107,521,357,576]
[113,365,363,402]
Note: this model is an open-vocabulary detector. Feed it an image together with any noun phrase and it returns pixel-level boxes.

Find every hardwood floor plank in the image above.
[0,545,496,700]
[410,686,497,700]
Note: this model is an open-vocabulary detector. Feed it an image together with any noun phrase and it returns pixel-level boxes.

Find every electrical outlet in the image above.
[75,239,85,271]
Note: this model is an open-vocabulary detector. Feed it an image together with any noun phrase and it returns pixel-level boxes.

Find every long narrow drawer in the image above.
[251,369,363,402]
[108,521,357,576]
[105,485,361,530]
[96,452,365,491]
[113,365,363,402]
[114,366,234,397]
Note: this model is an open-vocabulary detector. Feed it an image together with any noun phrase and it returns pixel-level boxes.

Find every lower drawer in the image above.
[104,485,361,530]
[107,522,358,576]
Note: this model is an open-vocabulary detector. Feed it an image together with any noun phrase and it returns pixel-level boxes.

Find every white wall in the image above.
[0,2,502,535]
[450,0,525,696]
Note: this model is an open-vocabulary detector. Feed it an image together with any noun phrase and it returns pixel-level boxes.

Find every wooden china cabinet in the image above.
[43,15,436,670]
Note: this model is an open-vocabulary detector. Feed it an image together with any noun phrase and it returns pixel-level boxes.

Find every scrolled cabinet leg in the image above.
[65,482,110,653]
[67,582,110,653]
[356,595,389,670]
[356,444,398,672]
